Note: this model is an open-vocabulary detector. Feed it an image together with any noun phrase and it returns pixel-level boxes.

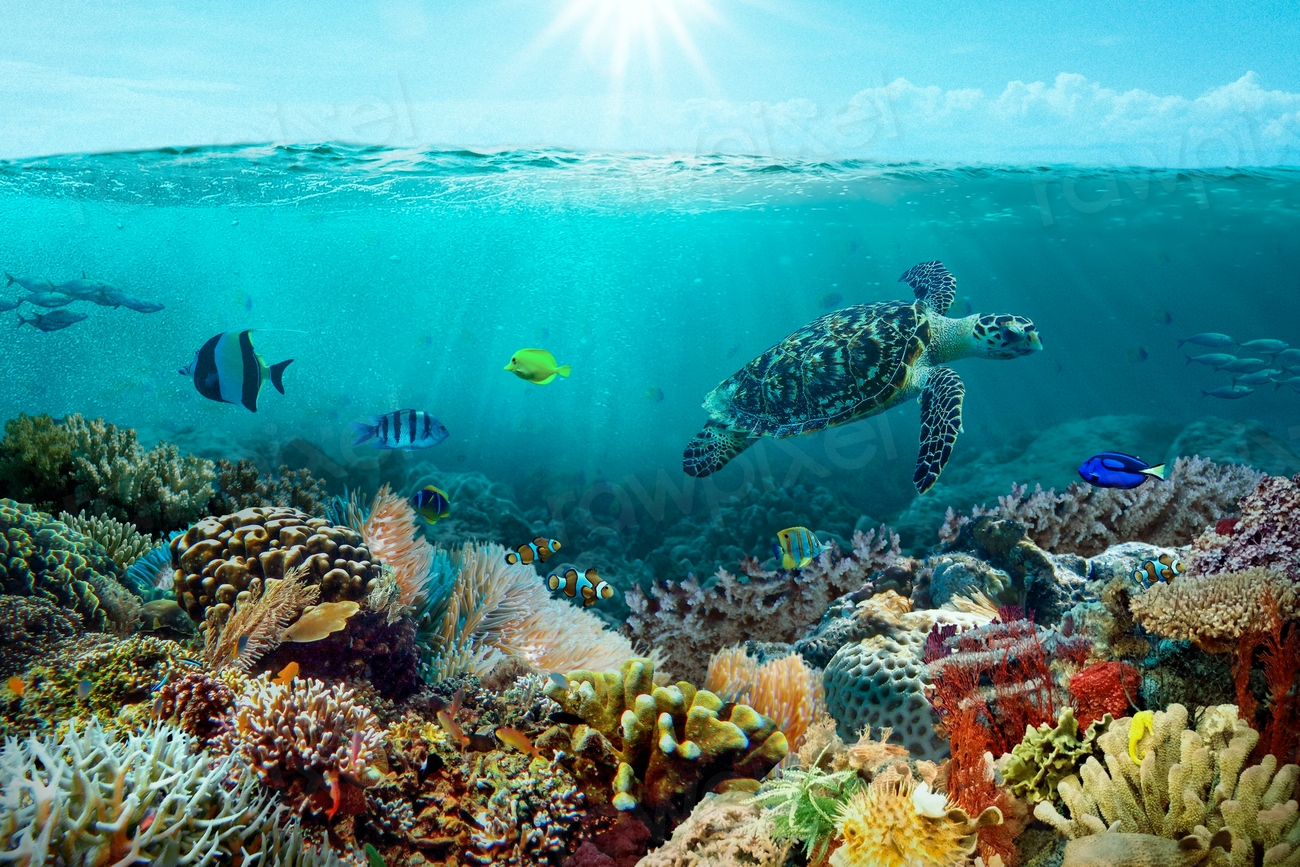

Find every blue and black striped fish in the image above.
[411,485,450,524]
[774,526,824,570]
[506,537,560,566]
[547,567,613,607]
[351,410,449,450]
[179,330,292,412]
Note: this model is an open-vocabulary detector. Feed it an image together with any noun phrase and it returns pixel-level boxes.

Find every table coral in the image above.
[0,719,277,865]
[228,674,385,815]
[170,506,378,624]
[1034,704,1300,867]
[0,497,137,633]
[542,658,788,825]
[1189,472,1300,580]
[1130,568,1298,653]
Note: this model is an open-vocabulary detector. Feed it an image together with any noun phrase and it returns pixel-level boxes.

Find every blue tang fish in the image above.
[351,410,448,449]
[774,526,824,570]
[180,330,293,412]
[1078,452,1168,489]
[411,485,450,524]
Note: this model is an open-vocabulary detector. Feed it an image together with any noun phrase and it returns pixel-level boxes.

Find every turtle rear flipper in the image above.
[913,367,965,494]
[683,421,755,477]
[899,260,957,314]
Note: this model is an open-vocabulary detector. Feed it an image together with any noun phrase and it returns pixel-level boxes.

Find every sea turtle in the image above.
[682,261,1042,493]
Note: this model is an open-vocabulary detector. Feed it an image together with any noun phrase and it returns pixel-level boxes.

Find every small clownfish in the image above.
[273,661,299,686]
[775,526,824,570]
[546,568,614,607]
[506,537,560,566]
[1129,710,1156,764]
[6,677,24,697]
[1131,553,1184,587]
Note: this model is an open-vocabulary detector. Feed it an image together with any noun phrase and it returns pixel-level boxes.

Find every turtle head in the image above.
[968,314,1042,359]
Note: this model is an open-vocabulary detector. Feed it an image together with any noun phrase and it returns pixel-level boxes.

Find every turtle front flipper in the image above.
[899,260,956,314]
[683,421,756,477]
[913,367,965,494]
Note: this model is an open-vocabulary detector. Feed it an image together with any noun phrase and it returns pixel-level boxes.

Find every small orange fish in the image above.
[138,808,157,833]
[272,661,299,686]
[495,726,541,757]
[437,710,468,750]
[6,677,24,697]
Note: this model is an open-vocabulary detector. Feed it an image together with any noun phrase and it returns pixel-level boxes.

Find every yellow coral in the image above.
[706,646,826,752]
[829,776,1001,867]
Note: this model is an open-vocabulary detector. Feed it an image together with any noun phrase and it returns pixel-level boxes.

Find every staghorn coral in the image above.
[465,752,586,866]
[421,542,647,682]
[0,719,278,865]
[1189,472,1300,580]
[0,497,139,633]
[0,595,81,679]
[639,791,792,867]
[1034,704,1300,867]
[1129,568,1299,653]
[706,645,826,753]
[228,674,385,816]
[56,509,154,570]
[169,506,377,624]
[829,775,1003,867]
[1069,662,1140,729]
[999,708,1106,805]
[153,670,237,744]
[942,457,1261,558]
[541,658,788,826]
[210,458,331,517]
[625,526,901,684]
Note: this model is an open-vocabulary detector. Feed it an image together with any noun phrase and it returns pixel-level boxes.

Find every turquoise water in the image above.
[2,145,1299,550]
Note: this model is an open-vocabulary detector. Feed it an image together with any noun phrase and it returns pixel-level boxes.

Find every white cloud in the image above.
[1,63,1298,166]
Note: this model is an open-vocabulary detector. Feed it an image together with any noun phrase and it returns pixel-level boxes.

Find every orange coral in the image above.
[706,646,825,751]
[362,484,434,609]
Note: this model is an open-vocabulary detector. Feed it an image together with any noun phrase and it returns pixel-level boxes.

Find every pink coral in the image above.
[1189,472,1300,580]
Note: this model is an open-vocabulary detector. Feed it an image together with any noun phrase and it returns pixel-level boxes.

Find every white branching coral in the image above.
[230,674,385,815]
[0,719,275,865]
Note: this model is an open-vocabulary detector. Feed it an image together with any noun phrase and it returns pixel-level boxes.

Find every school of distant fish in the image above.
[4,272,164,331]
[1180,333,1300,399]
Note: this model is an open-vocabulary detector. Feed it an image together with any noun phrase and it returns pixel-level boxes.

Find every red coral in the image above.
[1234,593,1300,763]
[1069,662,1139,729]
[1215,517,1240,536]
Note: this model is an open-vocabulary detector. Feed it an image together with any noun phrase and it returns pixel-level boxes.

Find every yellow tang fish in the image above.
[504,348,571,385]
[547,567,614,607]
[775,526,824,570]
[506,537,560,566]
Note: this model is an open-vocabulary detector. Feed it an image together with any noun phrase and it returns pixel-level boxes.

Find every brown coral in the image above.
[210,458,330,517]
[169,507,377,624]
[637,791,791,867]
[1129,568,1299,653]
[153,671,236,743]
[625,527,901,683]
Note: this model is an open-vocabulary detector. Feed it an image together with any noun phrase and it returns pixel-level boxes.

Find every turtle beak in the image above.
[1027,331,1043,351]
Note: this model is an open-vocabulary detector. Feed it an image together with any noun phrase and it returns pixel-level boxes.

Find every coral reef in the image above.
[170,506,378,624]
[1035,704,1300,867]
[1188,472,1300,580]
[941,457,1261,558]
[638,791,791,867]
[0,594,82,679]
[211,457,331,516]
[0,497,139,633]
[705,645,826,753]
[1000,708,1106,804]
[541,658,788,827]
[1129,567,1298,653]
[0,719,278,864]
[465,752,586,866]
[625,527,901,683]
[57,509,154,569]
[1068,661,1139,729]
[227,674,385,815]
[153,670,237,743]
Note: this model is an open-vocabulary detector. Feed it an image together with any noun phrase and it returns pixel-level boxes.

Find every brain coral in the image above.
[822,631,949,762]
[169,507,378,624]
[0,497,132,632]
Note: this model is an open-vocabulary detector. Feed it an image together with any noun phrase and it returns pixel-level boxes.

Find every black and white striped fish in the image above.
[178,330,293,412]
[350,410,449,450]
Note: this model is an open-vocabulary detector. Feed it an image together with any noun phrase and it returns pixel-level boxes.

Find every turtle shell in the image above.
[703,300,931,437]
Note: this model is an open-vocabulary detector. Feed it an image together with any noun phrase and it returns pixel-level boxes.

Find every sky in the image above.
[1,0,1299,164]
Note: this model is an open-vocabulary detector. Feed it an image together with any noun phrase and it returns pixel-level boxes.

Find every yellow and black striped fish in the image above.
[775,526,824,570]
[1131,553,1184,587]
[179,330,293,413]
[505,537,560,566]
[547,567,614,607]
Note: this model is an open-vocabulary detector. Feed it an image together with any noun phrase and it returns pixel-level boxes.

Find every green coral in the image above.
[0,414,215,534]
[0,497,138,633]
[542,658,789,820]
[753,760,861,861]
[1002,707,1108,804]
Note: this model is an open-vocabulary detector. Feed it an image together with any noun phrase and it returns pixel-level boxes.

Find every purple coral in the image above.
[1189,472,1300,580]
